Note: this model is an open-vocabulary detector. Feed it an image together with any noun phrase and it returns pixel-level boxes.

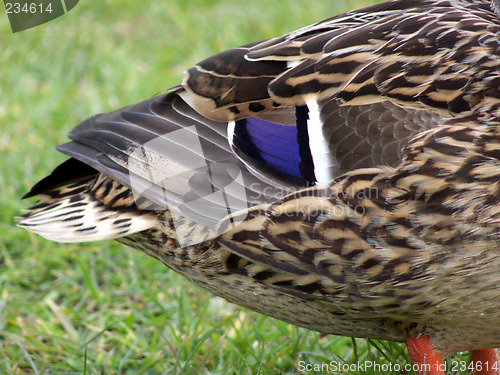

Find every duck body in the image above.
[18,0,500,373]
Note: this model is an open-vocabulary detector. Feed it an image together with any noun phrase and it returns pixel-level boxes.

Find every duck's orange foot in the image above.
[406,336,445,375]
[470,349,500,375]
[406,337,499,375]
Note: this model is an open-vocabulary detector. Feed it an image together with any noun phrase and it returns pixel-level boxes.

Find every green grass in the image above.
[0,0,472,374]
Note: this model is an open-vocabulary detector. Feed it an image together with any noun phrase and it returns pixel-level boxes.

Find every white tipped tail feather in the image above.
[17,177,158,243]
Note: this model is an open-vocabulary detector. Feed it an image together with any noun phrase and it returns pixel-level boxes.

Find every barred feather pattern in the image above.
[183,0,500,122]
[18,175,159,242]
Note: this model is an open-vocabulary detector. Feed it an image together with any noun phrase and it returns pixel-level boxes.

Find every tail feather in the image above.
[17,177,158,243]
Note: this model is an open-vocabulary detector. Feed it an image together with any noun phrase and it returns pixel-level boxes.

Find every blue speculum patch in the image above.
[234,117,302,178]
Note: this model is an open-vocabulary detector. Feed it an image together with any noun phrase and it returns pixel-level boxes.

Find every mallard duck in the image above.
[18,0,500,373]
